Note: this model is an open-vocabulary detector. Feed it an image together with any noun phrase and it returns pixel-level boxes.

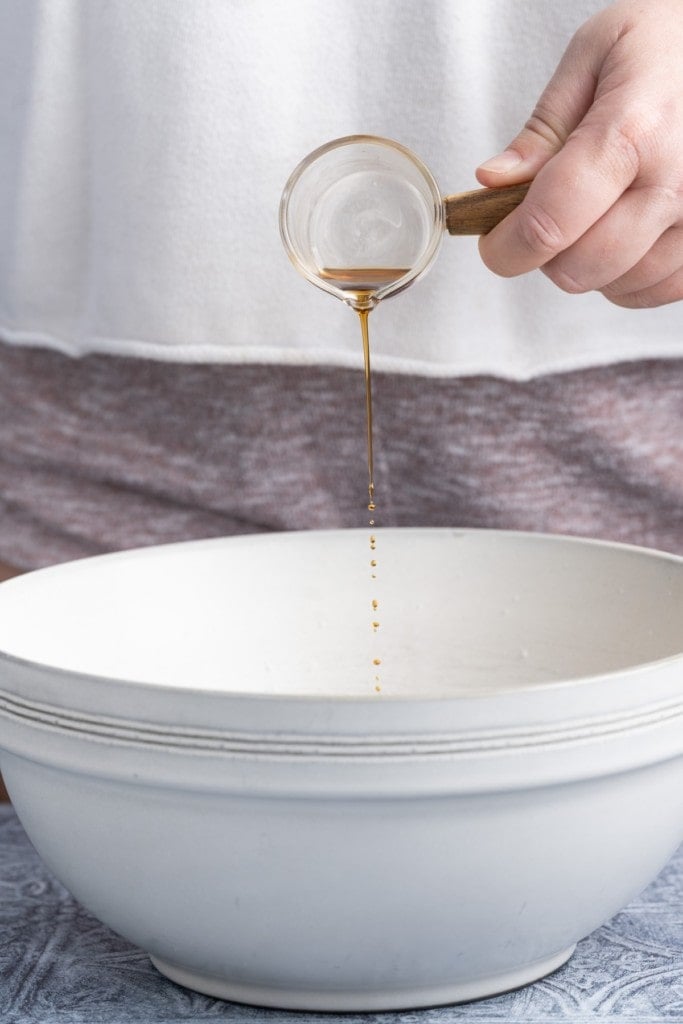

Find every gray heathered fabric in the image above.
[0,341,682,570]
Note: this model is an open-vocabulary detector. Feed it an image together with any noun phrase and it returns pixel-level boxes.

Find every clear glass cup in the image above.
[279,135,444,311]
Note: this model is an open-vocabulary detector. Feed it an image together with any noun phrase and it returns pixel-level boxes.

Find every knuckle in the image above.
[611,113,653,174]
[568,103,667,188]
[600,287,656,309]
[517,202,568,259]
[605,104,667,178]
[600,279,626,301]
[525,106,568,151]
[543,262,591,295]
[641,183,681,222]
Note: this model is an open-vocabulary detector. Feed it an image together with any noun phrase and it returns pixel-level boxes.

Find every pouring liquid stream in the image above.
[320,267,409,693]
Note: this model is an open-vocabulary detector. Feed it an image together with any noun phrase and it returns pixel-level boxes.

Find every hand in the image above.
[476,0,683,308]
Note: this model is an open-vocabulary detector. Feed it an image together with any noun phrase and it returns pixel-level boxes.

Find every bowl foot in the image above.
[150,944,576,1011]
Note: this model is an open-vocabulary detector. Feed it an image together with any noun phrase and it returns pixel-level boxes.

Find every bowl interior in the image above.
[0,529,681,698]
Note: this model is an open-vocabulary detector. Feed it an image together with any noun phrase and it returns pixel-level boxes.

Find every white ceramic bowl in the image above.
[0,528,681,1012]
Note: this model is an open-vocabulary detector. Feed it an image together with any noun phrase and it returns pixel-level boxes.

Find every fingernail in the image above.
[478,149,524,174]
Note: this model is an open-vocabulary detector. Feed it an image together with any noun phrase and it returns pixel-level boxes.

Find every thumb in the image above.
[475,17,608,187]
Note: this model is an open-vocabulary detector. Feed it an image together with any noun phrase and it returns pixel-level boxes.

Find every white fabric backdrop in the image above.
[0,0,681,379]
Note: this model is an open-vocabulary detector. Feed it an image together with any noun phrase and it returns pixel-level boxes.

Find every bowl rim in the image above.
[0,526,681,708]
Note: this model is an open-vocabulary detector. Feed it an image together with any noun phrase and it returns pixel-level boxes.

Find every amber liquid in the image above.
[360,305,382,693]
[321,268,408,694]
[320,268,408,510]
[320,267,409,295]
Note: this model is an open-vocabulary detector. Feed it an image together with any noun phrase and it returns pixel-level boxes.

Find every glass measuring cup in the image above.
[279,134,529,311]
[279,135,444,311]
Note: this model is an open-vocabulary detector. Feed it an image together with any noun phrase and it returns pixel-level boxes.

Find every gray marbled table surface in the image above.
[1,806,681,1024]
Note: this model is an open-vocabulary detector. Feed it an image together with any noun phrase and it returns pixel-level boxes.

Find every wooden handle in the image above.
[444,182,530,235]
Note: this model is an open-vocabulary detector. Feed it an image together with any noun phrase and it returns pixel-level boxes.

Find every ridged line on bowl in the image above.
[1,686,682,759]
